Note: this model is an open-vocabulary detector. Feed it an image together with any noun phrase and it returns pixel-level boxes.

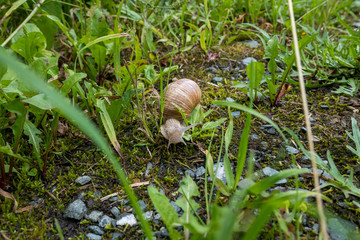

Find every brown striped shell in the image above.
[163,79,201,120]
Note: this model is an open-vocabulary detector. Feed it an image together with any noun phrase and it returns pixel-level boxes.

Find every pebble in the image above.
[111,232,124,240]
[86,233,102,240]
[98,215,116,228]
[116,213,137,226]
[86,210,103,222]
[213,162,227,184]
[242,40,259,48]
[242,57,257,66]
[250,134,260,140]
[212,77,223,83]
[185,169,195,178]
[231,111,241,118]
[262,167,287,184]
[320,105,329,109]
[109,196,120,202]
[195,166,206,178]
[110,207,120,218]
[138,200,147,211]
[64,199,87,220]
[88,225,104,235]
[205,66,218,73]
[75,176,91,185]
[286,146,300,155]
[145,162,153,177]
[154,227,170,237]
[260,141,269,150]
[144,211,154,221]
[226,97,235,102]
[352,22,360,28]
[261,125,276,135]
[170,201,182,213]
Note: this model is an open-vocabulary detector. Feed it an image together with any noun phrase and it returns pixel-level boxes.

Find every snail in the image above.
[160,79,201,147]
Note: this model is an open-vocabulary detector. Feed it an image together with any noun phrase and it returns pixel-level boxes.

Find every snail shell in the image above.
[163,79,201,120]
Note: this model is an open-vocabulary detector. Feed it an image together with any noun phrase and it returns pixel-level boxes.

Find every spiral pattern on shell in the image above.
[163,79,201,120]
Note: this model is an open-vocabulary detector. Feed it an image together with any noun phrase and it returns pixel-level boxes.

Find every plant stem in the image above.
[287,1,328,239]
[1,0,46,47]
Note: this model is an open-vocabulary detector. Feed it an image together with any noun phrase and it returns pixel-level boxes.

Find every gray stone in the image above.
[260,141,269,150]
[109,196,120,202]
[242,57,257,66]
[212,77,223,83]
[110,207,120,218]
[145,162,153,177]
[261,125,276,135]
[116,213,137,226]
[263,167,287,184]
[64,199,87,220]
[144,211,153,221]
[213,162,227,184]
[250,134,260,140]
[195,166,206,178]
[309,117,316,122]
[154,227,170,237]
[286,146,300,155]
[75,176,91,185]
[111,232,124,240]
[170,201,182,213]
[231,111,241,118]
[86,233,102,240]
[154,213,161,220]
[242,40,259,48]
[88,225,104,235]
[138,200,147,211]
[226,97,235,102]
[85,210,103,222]
[98,215,116,228]
[352,22,360,28]
[205,66,218,73]
[320,105,329,109]
[185,169,195,178]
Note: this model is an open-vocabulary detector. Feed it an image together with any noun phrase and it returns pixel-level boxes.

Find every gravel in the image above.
[64,199,87,220]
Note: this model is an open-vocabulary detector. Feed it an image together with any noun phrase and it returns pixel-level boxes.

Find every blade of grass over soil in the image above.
[0,48,153,239]
[287,0,328,239]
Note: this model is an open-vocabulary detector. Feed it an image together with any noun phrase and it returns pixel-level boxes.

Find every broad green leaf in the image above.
[5,98,26,140]
[224,117,234,188]
[200,117,227,132]
[265,36,279,59]
[0,61,7,80]
[91,8,109,37]
[89,44,107,70]
[0,144,27,162]
[248,168,310,195]
[176,175,201,212]
[148,186,181,239]
[23,120,42,155]
[23,93,55,110]
[30,55,59,79]
[61,71,87,95]
[11,23,46,62]
[247,61,264,93]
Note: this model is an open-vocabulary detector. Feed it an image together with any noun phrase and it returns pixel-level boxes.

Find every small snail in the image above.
[160,79,201,147]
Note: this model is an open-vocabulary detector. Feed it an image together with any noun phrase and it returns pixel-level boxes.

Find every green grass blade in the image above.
[0,48,153,239]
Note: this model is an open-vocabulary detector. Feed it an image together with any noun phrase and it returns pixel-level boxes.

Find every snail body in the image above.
[161,79,201,147]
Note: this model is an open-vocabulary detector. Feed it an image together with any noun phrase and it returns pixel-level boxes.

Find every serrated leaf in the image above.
[175,175,200,213]
[23,93,55,110]
[23,120,42,155]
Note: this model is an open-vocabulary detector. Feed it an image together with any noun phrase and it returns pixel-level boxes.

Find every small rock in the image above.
[195,166,206,178]
[205,66,218,73]
[320,105,329,109]
[213,162,227,184]
[185,169,195,178]
[231,111,241,118]
[98,215,116,228]
[352,22,360,28]
[144,211,153,221]
[212,77,223,83]
[286,146,300,155]
[309,117,316,122]
[86,211,103,222]
[138,200,147,211]
[64,199,87,220]
[226,97,235,102]
[250,134,260,140]
[145,162,153,177]
[111,232,124,240]
[242,57,257,66]
[242,40,259,48]
[154,227,170,237]
[170,201,182,213]
[110,207,120,218]
[116,213,137,226]
[154,213,161,220]
[263,167,287,184]
[260,141,269,150]
[86,233,102,240]
[88,225,104,235]
[109,196,120,202]
[75,176,91,185]
[261,125,276,135]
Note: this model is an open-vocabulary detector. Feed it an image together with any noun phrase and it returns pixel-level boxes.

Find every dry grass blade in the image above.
[0,188,18,211]
[287,0,329,239]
